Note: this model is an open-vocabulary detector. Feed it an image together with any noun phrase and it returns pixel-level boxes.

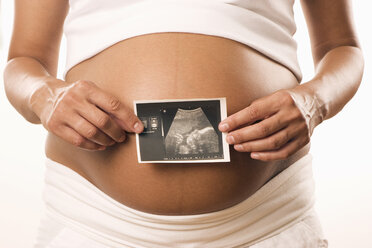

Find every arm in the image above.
[286,0,364,134]
[3,0,143,151]
[218,0,364,161]
[4,0,69,123]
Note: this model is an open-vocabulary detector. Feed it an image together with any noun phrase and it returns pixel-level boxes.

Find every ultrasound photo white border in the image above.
[133,97,230,163]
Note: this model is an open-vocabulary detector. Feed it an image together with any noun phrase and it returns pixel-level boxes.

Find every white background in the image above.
[0,1,371,247]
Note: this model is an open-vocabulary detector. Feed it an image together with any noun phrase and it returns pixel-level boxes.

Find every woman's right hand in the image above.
[33,79,144,151]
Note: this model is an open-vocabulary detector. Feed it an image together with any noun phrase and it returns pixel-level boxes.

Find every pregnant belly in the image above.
[45,32,310,215]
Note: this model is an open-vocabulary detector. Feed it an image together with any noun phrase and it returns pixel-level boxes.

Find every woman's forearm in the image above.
[287,45,364,133]
[3,55,143,150]
[3,56,66,124]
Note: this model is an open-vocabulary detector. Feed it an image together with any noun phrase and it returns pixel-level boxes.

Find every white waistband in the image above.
[43,153,315,248]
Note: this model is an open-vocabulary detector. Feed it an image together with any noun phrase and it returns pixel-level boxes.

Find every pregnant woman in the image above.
[3,0,363,247]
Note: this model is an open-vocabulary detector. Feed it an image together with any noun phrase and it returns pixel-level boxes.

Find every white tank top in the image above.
[63,0,302,81]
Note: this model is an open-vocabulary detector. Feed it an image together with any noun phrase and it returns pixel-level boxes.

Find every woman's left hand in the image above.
[218,88,320,161]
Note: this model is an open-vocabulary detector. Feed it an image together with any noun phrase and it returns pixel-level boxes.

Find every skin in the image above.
[219,0,364,161]
[3,0,364,215]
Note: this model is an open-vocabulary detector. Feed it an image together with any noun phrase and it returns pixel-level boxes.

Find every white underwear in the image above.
[34,153,328,248]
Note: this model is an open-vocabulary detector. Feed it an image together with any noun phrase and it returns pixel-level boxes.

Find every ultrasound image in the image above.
[164,107,219,156]
[134,98,228,163]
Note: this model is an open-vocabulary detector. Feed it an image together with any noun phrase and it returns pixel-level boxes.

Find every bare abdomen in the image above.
[45,32,310,215]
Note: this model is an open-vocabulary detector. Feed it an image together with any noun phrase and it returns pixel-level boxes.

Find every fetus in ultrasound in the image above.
[164,107,219,157]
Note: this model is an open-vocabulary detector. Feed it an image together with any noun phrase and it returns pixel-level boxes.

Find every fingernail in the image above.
[226,135,235,144]
[119,135,126,142]
[220,123,229,132]
[235,144,243,150]
[98,146,106,151]
[134,122,143,133]
[251,153,260,159]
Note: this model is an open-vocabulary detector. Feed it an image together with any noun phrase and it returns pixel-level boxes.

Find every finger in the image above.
[54,124,106,151]
[64,111,116,146]
[249,135,309,161]
[233,123,302,152]
[77,102,127,143]
[226,111,289,145]
[86,88,143,133]
[218,99,279,133]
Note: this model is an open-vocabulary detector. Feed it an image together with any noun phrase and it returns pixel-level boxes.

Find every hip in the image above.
[35,152,325,248]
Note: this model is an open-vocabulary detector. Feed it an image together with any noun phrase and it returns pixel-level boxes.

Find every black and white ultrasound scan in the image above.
[133,98,230,163]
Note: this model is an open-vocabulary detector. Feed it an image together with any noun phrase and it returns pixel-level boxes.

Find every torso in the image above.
[45,32,310,215]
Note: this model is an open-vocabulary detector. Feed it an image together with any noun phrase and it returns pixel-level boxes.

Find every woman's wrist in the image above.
[285,80,328,137]
[28,76,70,124]
[285,46,364,137]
